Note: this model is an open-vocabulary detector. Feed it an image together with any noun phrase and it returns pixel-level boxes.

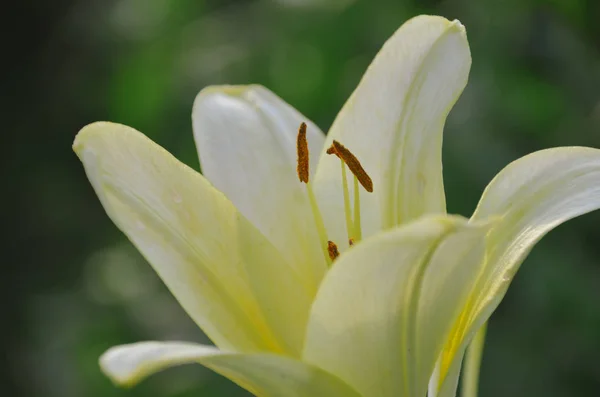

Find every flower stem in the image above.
[461,322,487,397]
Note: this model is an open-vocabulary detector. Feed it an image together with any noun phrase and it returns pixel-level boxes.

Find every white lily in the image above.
[74,15,600,397]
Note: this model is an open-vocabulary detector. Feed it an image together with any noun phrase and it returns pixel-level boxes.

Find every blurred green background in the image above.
[4,0,600,396]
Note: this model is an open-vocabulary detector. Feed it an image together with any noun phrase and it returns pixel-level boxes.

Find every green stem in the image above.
[461,322,487,397]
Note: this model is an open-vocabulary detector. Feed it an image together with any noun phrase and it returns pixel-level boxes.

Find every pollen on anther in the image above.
[327,140,373,192]
[296,122,309,183]
[327,241,340,260]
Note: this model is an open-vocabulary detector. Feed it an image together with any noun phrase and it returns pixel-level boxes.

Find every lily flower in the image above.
[74,15,600,397]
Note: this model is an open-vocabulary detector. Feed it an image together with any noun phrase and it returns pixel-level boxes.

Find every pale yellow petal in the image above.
[100,341,361,397]
[100,341,220,387]
[428,357,461,397]
[73,122,312,356]
[193,85,327,292]
[303,215,488,397]
[313,15,471,245]
[435,147,600,395]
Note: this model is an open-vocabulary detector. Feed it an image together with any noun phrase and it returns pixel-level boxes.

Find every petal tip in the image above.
[198,84,249,97]
[192,85,258,121]
[72,121,126,155]
[410,15,466,35]
[449,19,468,37]
[193,84,268,106]
[99,347,136,388]
[450,18,465,29]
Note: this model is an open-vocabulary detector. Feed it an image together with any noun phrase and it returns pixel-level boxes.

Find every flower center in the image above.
[296,122,373,264]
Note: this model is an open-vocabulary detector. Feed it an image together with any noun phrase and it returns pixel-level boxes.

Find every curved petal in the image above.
[193,85,327,292]
[302,215,489,397]
[73,122,313,356]
[434,147,600,395]
[100,341,361,397]
[313,15,471,245]
[428,356,461,397]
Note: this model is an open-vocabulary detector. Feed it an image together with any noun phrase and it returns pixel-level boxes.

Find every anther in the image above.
[348,238,355,246]
[327,241,340,260]
[297,122,331,265]
[327,140,373,192]
[296,122,309,183]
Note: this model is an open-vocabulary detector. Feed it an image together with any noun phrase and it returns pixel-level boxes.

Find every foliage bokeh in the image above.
[4,0,600,396]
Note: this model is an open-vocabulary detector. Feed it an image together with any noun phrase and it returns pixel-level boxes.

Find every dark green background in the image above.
[4,0,600,396]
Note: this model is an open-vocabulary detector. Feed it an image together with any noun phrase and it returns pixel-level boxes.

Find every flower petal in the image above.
[434,147,600,395]
[73,122,313,356]
[100,341,361,397]
[302,215,488,397]
[313,15,471,245]
[428,357,461,397]
[193,85,327,292]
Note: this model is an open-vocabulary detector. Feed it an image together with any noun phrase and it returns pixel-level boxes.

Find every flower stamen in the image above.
[306,186,331,265]
[327,240,340,260]
[353,175,362,241]
[298,124,374,261]
[297,122,331,265]
[328,140,373,192]
[327,141,373,243]
[296,122,309,183]
[339,157,354,241]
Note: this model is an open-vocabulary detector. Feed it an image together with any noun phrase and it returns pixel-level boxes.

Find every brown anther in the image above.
[327,140,373,192]
[296,122,309,183]
[327,240,339,260]
[348,238,355,246]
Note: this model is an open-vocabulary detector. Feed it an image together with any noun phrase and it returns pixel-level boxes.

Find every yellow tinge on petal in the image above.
[434,147,600,397]
[303,215,492,397]
[100,341,361,396]
[74,122,313,357]
[193,85,327,296]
